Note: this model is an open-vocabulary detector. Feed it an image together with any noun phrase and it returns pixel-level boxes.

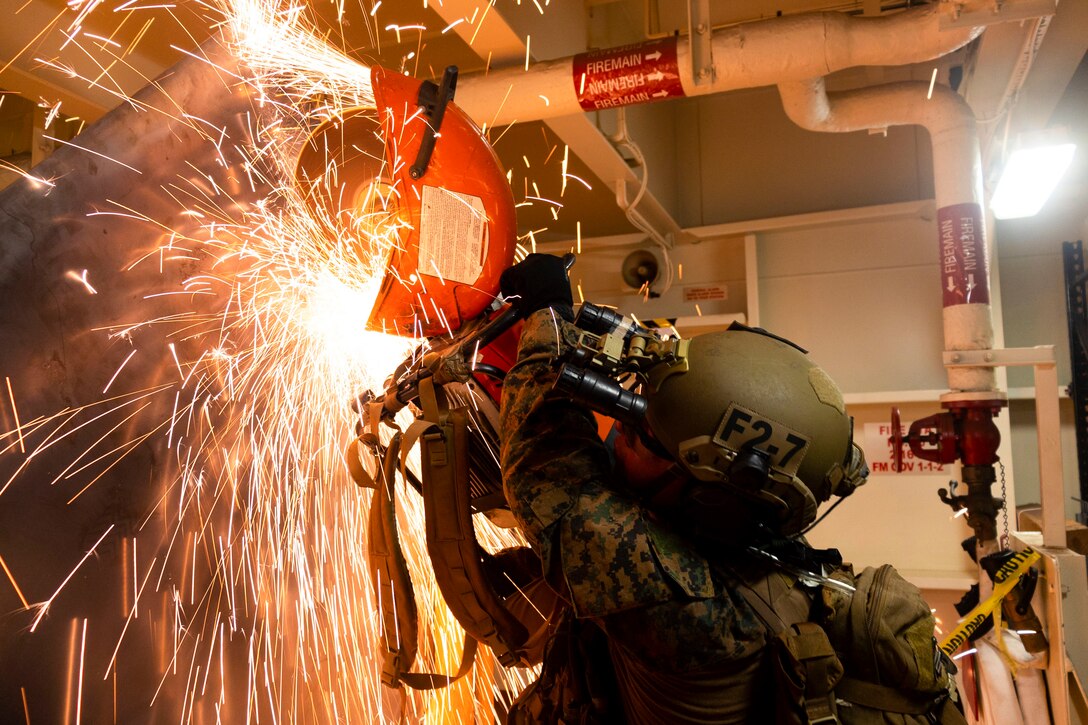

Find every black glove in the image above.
[499,253,574,320]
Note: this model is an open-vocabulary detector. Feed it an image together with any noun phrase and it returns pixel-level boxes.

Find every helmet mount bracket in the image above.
[729,447,772,490]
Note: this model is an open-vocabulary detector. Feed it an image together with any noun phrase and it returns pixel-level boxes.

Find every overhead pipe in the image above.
[455,4,981,128]
[451,1,996,390]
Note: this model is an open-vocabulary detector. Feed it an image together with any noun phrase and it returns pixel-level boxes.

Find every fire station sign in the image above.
[572,38,685,111]
[863,421,947,476]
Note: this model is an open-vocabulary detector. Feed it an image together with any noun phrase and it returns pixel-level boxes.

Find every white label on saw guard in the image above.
[419,185,487,285]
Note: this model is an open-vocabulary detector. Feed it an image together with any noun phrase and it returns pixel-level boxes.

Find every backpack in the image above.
[743,562,966,725]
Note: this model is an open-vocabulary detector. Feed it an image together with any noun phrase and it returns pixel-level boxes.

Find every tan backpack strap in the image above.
[400,418,436,479]
[367,431,486,690]
[415,378,529,665]
[398,377,445,482]
[835,677,943,716]
[385,377,529,668]
[418,373,446,425]
[780,622,843,724]
[347,400,388,488]
[346,434,379,488]
[367,434,420,687]
[732,580,787,635]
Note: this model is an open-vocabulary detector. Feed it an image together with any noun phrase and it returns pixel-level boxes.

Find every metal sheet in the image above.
[0,35,271,724]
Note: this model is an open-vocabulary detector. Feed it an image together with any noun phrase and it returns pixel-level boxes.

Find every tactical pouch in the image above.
[732,555,965,725]
[771,621,844,725]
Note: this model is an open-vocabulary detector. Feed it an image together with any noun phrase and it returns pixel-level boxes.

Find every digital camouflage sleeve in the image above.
[499,308,769,674]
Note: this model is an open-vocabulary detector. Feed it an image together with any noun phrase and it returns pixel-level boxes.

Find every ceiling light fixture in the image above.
[990,129,1076,220]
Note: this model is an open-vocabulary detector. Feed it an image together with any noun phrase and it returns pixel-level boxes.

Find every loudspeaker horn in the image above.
[621,248,660,290]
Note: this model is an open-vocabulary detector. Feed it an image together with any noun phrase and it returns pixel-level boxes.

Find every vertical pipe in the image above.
[778,79,1008,561]
[777,78,999,393]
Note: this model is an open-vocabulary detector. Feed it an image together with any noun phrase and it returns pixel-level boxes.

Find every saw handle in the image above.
[463,253,576,352]
[410,66,458,180]
[377,254,577,417]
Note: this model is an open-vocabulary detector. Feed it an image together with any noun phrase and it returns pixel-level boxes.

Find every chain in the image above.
[998,460,1010,550]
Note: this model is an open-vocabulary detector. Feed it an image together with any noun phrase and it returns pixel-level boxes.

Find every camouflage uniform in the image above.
[501,309,800,723]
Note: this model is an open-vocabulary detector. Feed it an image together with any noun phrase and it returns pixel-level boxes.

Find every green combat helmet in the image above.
[644,326,869,537]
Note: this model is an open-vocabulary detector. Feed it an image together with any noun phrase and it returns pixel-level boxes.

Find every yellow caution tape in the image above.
[939,547,1041,657]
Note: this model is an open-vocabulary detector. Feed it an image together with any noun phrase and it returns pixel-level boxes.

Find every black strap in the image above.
[397,635,478,691]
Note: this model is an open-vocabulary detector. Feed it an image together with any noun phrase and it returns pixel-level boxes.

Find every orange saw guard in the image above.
[296,66,517,338]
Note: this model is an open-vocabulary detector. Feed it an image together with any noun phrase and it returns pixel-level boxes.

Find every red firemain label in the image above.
[572,37,685,111]
[937,202,990,307]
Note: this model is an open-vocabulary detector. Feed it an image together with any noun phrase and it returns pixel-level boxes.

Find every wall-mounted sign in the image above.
[682,284,728,302]
[863,421,948,476]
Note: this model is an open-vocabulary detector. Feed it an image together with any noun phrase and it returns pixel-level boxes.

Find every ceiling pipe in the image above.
[455,4,982,128]
[778,78,995,396]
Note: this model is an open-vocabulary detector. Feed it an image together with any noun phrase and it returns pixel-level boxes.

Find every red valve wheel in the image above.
[889,407,905,473]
